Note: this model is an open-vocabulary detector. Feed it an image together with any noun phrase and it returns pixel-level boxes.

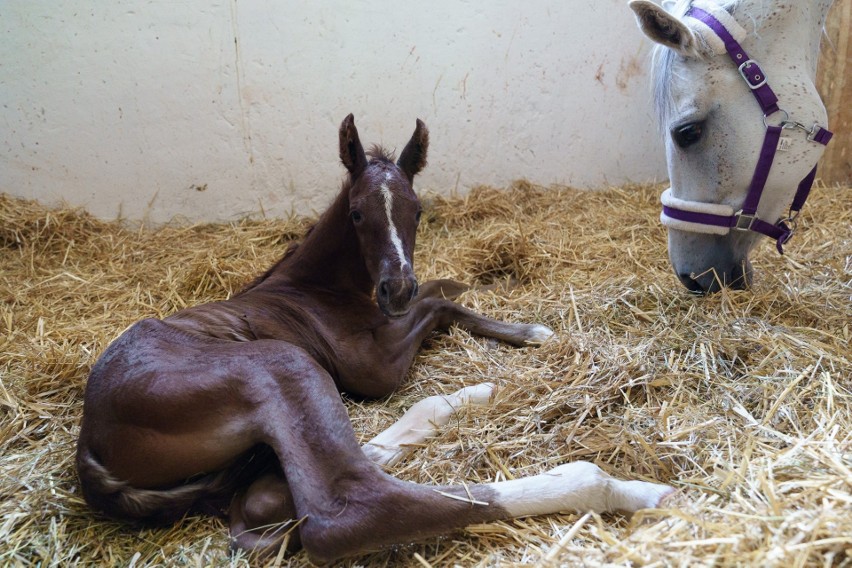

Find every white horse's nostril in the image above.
[678,273,706,294]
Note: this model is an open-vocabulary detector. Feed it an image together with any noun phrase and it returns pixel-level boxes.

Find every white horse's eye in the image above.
[672,122,705,149]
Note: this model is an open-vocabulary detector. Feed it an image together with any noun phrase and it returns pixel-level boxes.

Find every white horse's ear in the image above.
[629,0,697,55]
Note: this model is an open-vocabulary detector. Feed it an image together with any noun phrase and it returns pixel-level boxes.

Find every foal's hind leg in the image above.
[229,471,301,558]
[235,343,672,564]
[230,382,495,556]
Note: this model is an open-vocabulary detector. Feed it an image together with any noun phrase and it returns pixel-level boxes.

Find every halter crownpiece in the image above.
[684,0,746,55]
[659,0,833,254]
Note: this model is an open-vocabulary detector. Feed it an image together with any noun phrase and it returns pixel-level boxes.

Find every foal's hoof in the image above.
[523,324,555,345]
[622,480,678,511]
[230,531,302,562]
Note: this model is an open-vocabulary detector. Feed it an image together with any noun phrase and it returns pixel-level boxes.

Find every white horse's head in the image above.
[629,0,833,293]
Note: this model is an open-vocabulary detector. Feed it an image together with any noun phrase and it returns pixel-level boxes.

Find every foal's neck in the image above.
[268,183,373,296]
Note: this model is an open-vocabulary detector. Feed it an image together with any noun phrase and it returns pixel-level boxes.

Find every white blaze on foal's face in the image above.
[380,172,409,271]
[348,160,421,316]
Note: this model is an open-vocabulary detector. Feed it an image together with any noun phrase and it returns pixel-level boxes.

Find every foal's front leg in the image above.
[375,278,554,365]
[339,279,553,398]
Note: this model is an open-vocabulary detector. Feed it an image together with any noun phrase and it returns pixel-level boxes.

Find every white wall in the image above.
[1,0,666,223]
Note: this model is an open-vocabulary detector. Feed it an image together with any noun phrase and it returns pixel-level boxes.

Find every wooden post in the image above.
[817,0,852,185]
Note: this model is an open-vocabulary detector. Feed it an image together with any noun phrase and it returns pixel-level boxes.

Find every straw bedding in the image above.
[1,181,850,567]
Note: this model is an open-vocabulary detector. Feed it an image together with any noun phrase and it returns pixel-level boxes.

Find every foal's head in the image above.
[338,114,428,317]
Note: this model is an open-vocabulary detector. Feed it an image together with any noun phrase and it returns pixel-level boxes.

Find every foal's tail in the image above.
[76,446,254,525]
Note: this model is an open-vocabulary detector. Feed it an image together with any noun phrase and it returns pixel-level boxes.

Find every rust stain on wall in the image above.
[595,63,606,86]
[616,56,642,92]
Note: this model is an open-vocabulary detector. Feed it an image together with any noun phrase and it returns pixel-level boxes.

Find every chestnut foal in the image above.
[77,115,673,563]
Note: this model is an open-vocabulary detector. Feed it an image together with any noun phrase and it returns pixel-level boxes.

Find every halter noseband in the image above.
[659,1,833,254]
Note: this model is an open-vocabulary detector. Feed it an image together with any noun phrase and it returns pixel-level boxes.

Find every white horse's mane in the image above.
[651,0,828,127]
[651,0,758,128]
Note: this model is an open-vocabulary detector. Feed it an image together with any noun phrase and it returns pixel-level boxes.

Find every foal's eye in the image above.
[673,122,705,149]
[350,210,363,223]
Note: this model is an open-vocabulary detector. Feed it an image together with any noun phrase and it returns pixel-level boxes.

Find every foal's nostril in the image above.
[409,280,419,301]
[378,281,390,301]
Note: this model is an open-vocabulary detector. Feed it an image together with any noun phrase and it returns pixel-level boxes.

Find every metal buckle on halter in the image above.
[738,59,767,89]
[734,210,756,231]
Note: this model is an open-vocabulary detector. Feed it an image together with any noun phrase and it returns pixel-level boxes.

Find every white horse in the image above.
[629,0,834,293]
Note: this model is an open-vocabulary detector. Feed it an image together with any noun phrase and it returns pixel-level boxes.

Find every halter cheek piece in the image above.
[659,2,833,254]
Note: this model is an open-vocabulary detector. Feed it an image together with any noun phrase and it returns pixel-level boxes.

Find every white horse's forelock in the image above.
[650,0,740,129]
[651,45,677,130]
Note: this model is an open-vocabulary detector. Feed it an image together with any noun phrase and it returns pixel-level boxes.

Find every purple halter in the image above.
[660,5,833,254]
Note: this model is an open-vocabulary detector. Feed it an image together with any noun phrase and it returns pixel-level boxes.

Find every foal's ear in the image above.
[397,119,429,183]
[629,0,697,55]
[339,113,368,177]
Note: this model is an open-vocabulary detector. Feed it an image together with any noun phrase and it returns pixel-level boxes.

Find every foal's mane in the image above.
[236,234,309,295]
[366,144,396,164]
[236,145,403,296]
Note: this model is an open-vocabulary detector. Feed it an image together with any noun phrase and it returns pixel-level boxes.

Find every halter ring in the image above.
[781,210,800,227]
[762,109,789,129]
[779,220,796,243]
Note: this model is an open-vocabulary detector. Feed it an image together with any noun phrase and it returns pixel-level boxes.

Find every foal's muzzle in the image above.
[377,276,419,317]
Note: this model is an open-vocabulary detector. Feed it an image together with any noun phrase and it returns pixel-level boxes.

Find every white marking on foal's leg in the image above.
[490,461,674,516]
[362,383,495,467]
[379,183,408,271]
